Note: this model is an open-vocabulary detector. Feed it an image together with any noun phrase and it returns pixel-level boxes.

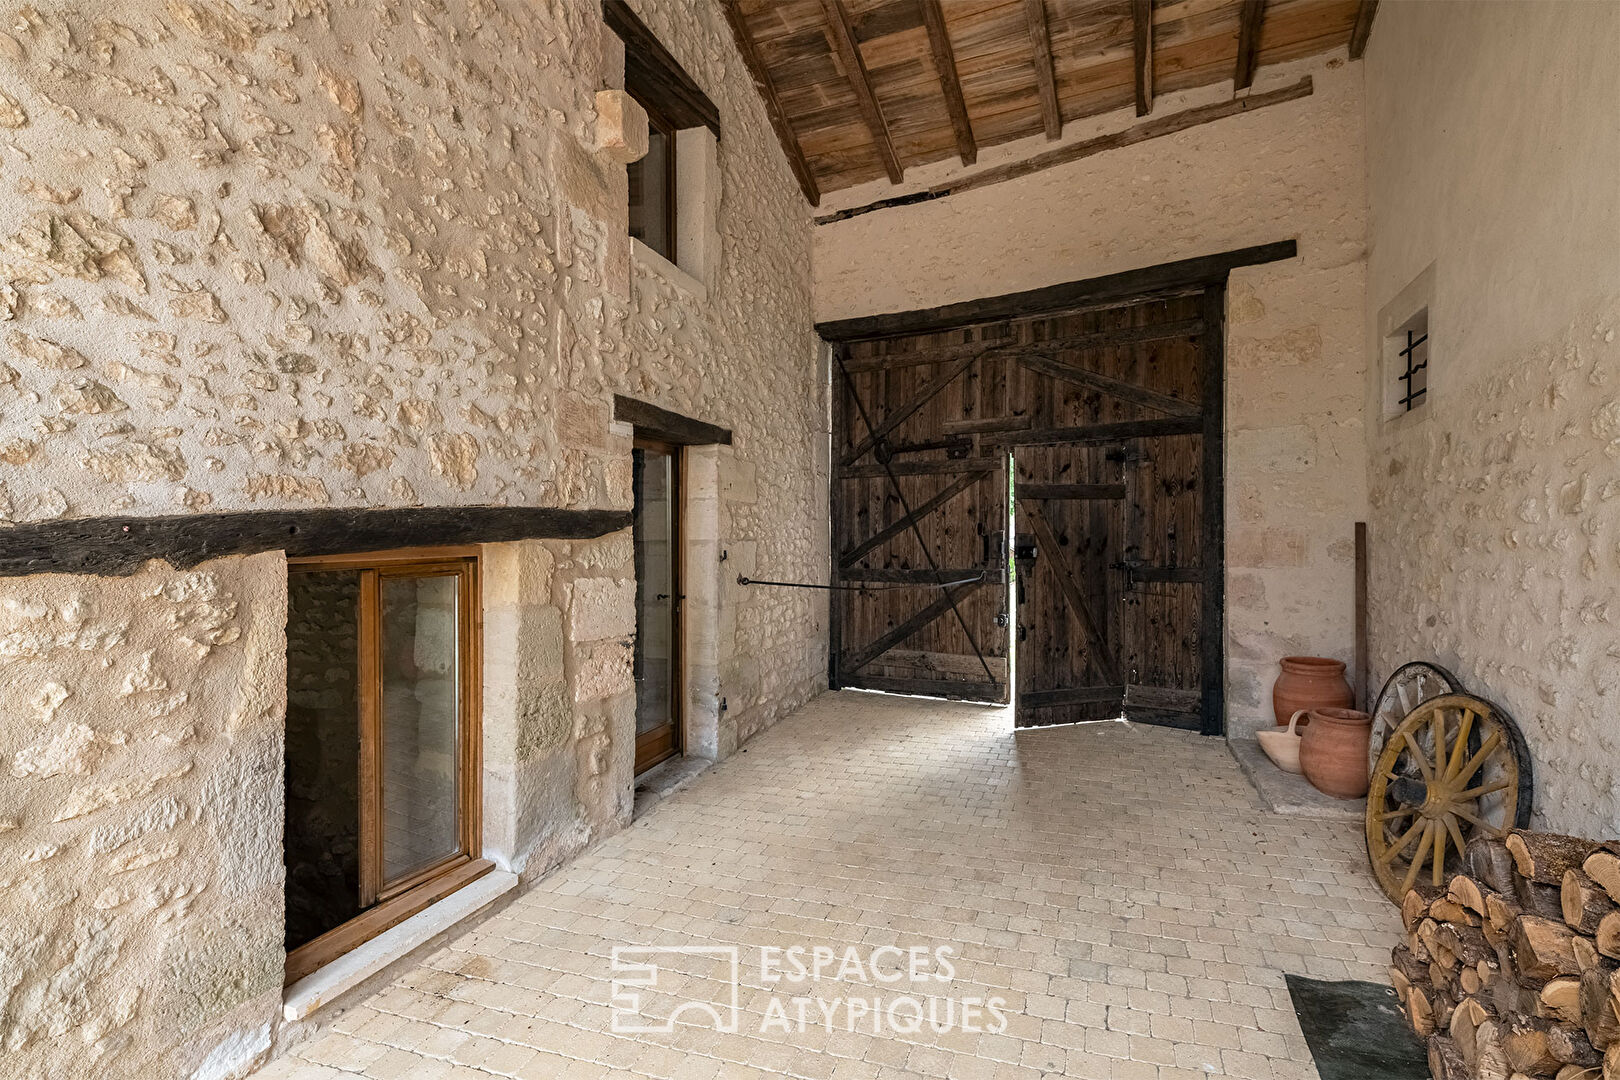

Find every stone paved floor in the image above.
[261,691,1401,1080]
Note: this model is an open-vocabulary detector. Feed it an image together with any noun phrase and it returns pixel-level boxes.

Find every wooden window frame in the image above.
[627,90,678,265]
[632,439,684,774]
[284,546,490,985]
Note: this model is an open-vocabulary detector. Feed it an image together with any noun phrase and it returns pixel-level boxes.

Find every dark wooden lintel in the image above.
[820,0,904,183]
[721,0,821,205]
[1023,0,1062,139]
[0,506,632,578]
[613,395,732,445]
[921,0,976,165]
[603,0,721,136]
[1234,0,1266,91]
[817,241,1295,341]
[1132,0,1154,116]
[841,317,1204,372]
[1348,0,1379,59]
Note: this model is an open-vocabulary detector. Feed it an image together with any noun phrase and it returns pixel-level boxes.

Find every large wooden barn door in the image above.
[830,327,1013,702]
[1011,286,1223,732]
[827,256,1249,734]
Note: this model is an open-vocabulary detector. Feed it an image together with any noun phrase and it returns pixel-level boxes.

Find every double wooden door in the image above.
[830,286,1225,733]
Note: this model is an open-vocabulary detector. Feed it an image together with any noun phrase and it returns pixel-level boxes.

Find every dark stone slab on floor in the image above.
[1285,974,1429,1080]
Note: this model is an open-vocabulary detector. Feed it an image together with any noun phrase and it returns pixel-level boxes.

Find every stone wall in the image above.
[1363,3,1620,836]
[0,554,287,1080]
[0,0,825,1075]
[813,55,1370,738]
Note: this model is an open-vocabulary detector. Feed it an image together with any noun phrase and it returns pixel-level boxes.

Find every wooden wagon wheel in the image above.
[1368,661,1462,780]
[1366,693,1534,903]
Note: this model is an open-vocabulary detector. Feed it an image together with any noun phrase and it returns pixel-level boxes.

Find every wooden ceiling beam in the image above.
[920,0,976,165]
[1023,0,1062,139]
[721,2,821,206]
[1234,0,1266,91]
[1348,0,1379,59]
[1132,0,1154,117]
[819,0,904,184]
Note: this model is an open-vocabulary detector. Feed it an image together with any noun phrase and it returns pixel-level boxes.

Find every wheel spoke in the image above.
[1452,805,1504,837]
[1379,818,1426,865]
[1432,819,1446,888]
[1452,731,1502,787]
[1430,707,1446,777]
[1443,813,1467,858]
[1402,729,1434,783]
[1444,709,1476,780]
[1376,806,1417,823]
[1454,779,1511,802]
[1402,822,1434,894]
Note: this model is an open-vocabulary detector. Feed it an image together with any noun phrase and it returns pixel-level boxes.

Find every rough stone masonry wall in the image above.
[1363,3,1620,836]
[0,0,825,1076]
[814,54,1369,739]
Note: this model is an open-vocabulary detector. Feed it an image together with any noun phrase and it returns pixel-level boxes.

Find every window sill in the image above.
[282,866,517,1022]
[632,238,707,303]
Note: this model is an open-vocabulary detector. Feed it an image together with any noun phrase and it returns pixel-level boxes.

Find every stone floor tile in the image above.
[269,693,1400,1080]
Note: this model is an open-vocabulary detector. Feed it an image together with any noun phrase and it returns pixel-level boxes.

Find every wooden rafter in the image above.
[819,0,903,183]
[721,1,821,206]
[1348,0,1379,59]
[1132,0,1154,116]
[920,0,976,165]
[1023,0,1061,139]
[814,76,1314,225]
[1234,0,1266,91]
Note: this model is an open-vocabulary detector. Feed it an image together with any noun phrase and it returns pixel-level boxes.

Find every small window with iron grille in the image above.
[1387,308,1429,417]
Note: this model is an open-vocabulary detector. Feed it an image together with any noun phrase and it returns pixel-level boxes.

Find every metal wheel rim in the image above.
[1368,661,1461,780]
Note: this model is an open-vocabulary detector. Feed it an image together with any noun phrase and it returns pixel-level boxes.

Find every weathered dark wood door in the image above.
[828,277,1230,733]
[1010,287,1224,731]
[830,326,1013,702]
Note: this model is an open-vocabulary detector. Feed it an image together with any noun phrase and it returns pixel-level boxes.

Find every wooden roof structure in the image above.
[724,0,1378,205]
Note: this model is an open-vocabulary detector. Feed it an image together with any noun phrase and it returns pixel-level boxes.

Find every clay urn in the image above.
[1298,707,1374,799]
[1271,656,1354,728]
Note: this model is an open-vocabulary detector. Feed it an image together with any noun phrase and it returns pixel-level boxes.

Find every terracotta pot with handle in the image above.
[1271,656,1354,728]
[1298,707,1374,798]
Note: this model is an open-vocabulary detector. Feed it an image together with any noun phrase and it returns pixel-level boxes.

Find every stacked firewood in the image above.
[1392,829,1620,1079]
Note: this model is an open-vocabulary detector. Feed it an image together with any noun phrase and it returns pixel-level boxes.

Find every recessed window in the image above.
[628,94,677,263]
[1393,309,1429,413]
[604,0,720,280]
[284,550,487,984]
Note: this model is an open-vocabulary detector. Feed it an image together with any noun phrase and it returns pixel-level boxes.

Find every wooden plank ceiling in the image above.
[727,0,1376,204]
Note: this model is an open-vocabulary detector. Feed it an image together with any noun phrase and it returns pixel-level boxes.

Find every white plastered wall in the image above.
[1363,1,1620,836]
[814,54,1371,739]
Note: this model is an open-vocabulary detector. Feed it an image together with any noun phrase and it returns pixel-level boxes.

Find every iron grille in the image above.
[1397,326,1428,411]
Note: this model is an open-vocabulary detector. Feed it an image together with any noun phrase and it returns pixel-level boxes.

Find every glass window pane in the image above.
[628,125,672,261]
[284,570,363,951]
[633,449,677,744]
[379,573,462,884]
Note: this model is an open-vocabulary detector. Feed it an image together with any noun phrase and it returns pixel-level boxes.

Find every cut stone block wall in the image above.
[813,55,1370,739]
[1363,2,1620,836]
[0,0,824,1075]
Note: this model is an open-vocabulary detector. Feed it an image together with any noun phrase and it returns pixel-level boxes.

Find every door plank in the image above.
[1016,352,1199,417]
[1018,483,1127,501]
[839,470,985,567]
[843,351,978,465]
[991,416,1203,448]
[1020,500,1121,685]
[840,577,988,674]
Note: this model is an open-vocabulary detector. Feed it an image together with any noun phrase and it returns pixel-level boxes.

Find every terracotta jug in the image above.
[1298,707,1374,798]
[1271,656,1354,728]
